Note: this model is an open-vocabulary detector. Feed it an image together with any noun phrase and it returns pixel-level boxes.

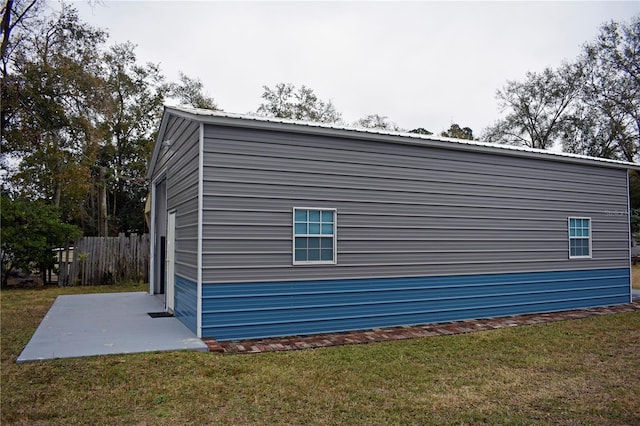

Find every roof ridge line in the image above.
[164,105,640,170]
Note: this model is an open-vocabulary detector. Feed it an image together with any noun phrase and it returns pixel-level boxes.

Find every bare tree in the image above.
[482,65,582,149]
[483,15,639,162]
[354,114,400,131]
[562,16,639,162]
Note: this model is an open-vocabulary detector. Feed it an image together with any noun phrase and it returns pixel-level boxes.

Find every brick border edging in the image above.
[203,302,640,354]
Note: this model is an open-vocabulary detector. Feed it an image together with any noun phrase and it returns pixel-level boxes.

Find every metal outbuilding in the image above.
[147,106,639,340]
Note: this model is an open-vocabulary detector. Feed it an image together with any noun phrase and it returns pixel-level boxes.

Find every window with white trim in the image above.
[568,217,591,259]
[293,208,336,264]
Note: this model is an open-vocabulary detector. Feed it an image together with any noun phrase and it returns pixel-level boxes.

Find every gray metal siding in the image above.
[200,124,630,284]
[153,115,200,282]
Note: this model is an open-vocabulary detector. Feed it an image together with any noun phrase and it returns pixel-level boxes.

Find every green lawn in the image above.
[2,283,639,425]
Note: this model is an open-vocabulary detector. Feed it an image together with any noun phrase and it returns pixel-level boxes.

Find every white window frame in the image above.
[292,207,337,265]
[568,217,592,259]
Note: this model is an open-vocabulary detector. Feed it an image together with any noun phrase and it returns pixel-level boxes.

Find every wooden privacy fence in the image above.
[57,233,150,286]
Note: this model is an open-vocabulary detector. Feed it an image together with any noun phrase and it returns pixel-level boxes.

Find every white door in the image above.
[166,211,176,313]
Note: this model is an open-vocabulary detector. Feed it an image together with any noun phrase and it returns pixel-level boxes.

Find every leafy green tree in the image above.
[2,5,177,236]
[408,128,433,135]
[257,83,342,123]
[170,71,218,110]
[1,0,41,136]
[95,42,166,235]
[354,114,400,131]
[2,4,107,223]
[441,124,474,140]
[1,195,81,288]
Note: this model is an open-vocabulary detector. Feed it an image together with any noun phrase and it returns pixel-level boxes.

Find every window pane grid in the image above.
[569,217,591,258]
[294,208,335,264]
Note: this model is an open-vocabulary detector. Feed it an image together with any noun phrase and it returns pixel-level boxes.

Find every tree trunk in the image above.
[1,265,12,288]
[0,0,14,68]
[98,166,108,237]
[40,263,47,285]
[54,182,61,208]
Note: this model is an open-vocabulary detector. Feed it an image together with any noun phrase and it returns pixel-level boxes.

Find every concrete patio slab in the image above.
[17,292,208,363]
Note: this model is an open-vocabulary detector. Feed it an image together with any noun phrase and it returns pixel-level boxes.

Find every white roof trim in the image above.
[160,105,640,171]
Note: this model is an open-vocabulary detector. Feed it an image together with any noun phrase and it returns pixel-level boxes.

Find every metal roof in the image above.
[154,105,640,173]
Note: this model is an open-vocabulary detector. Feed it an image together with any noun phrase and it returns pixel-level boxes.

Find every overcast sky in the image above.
[67,0,639,136]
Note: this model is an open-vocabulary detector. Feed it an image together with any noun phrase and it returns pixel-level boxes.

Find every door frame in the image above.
[150,173,167,295]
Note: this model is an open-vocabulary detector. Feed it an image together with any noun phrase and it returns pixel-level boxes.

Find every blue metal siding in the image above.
[174,275,198,333]
[201,268,630,340]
